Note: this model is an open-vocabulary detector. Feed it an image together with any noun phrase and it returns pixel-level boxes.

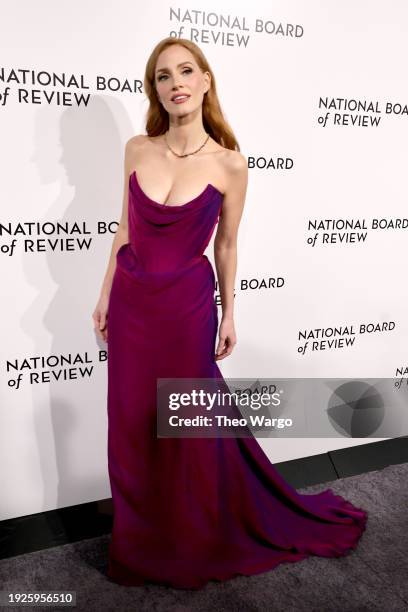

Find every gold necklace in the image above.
[164,130,210,158]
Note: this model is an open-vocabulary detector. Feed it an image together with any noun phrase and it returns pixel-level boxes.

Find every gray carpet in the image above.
[1,462,407,612]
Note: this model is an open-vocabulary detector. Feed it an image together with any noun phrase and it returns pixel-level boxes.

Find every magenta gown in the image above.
[106,170,368,589]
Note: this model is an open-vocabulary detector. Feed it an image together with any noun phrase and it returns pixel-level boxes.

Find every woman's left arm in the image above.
[213,152,248,360]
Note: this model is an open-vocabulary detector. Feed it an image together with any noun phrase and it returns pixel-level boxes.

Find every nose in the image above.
[170,74,184,88]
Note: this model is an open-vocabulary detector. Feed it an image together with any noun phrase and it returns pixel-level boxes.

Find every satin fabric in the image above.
[106,170,368,589]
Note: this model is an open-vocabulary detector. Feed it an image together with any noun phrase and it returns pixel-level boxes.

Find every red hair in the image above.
[143,36,240,151]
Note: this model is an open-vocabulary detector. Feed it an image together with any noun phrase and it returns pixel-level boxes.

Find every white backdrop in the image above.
[1,0,407,519]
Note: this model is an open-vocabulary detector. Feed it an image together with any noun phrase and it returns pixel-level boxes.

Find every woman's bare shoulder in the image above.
[126,134,150,152]
[225,148,247,171]
[220,149,247,201]
[125,135,159,170]
[211,141,245,172]
[219,149,247,187]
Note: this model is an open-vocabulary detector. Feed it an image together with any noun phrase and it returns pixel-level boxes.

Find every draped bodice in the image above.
[116,171,224,280]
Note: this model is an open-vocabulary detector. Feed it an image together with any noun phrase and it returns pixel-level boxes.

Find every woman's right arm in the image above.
[92,137,136,342]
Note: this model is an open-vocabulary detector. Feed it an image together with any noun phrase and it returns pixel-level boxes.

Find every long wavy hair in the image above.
[144,37,240,152]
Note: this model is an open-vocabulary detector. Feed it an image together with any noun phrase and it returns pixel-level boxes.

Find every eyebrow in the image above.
[156,61,193,75]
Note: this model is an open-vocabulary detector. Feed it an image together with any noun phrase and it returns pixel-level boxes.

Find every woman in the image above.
[92,37,367,590]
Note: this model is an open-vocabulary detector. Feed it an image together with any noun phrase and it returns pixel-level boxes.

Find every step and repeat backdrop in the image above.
[1,1,407,519]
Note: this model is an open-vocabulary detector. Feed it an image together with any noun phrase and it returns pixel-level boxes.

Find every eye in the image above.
[157,68,193,82]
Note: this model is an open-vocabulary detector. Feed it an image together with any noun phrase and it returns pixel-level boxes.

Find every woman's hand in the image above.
[215,316,237,360]
[92,293,110,343]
